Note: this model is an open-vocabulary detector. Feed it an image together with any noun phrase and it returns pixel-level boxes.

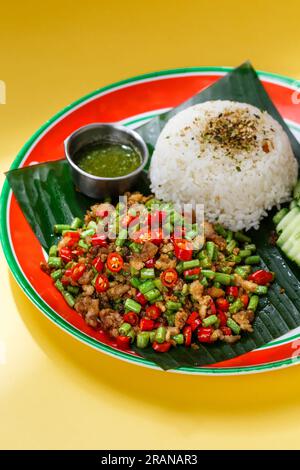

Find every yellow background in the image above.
[1,0,300,450]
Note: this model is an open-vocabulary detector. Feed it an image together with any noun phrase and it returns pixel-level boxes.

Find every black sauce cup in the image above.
[64,123,149,198]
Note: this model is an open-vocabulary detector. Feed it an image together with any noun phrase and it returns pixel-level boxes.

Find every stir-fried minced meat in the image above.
[42,191,274,354]
[189,280,204,302]
[234,273,258,293]
[155,254,176,270]
[98,308,123,337]
[232,310,255,332]
[175,308,189,329]
[107,283,130,300]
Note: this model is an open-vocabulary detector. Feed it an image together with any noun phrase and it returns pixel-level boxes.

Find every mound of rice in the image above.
[150,100,298,231]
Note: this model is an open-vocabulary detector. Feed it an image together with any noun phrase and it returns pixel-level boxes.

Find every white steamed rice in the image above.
[150,100,298,231]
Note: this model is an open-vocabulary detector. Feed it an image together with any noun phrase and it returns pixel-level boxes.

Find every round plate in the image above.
[2,66,300,375]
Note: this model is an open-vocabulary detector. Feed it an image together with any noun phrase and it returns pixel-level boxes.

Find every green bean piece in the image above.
[182,259,200,270]
[199,257,211,268]
[48,256,62,268]
[234,266,251,279]
[136,332,149,348]
[212,246,219,262]
[214,272,232,285]
[220,265,232,274]
[119,322,132,336]
[54,224,71,234]
[139,280,156,294]
[87,220,97,231]
[184,274,199,281]
[229,299,244,314]
[116,229,127,247]
[154,278,166,292]
[244,244,256,252]
[214,223,227,238]
[227,240,237,253]
[67,285,80,295]
[227,318,241,335]
[71,217,83,229]
[127,330,136,344]
[201,269,215,279]
[130,277,141,289]
[140,268,155,280]
[145,198,161,209]
[245,255,261,265]
[248,295,259,312]
[150,295,163,304]
[130,266,139,277]
[185,229,198,241]
[206,241,216,260]
[227,295,235,303]
[78,240,90,250]
[227,255,242,264]
[63,291,75,308]
[49,245,58,257]
[272,208,289,226]
[255,285,268,295]
[226,230,233,243]
[239,249,252,258]
[62,229,77,236]
[165,312,175,326]
[124,298,141,314]
[129,242,141,253]
[81,228,95,238]
[234,231,251,243]
[51,269,62,281]
[182,284,189,295]
[173,334,184,345]
[202,315,218,327]
[213,281,221,288]
[54,280,64,293]
[166,301,182,311]
[200,277,208,287]
[144,289,161,302]
[155,326,167,344]
[198,250,207,261]
[149,331,156,343]
[176,262,184,274]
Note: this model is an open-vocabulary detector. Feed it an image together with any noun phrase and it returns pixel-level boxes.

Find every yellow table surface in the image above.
[1,0,300,450]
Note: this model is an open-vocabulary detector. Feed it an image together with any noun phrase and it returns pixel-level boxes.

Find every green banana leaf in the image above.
[6,62,300,370]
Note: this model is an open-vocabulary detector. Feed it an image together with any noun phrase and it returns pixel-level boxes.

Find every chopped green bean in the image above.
[154,278,166,292]
[124,298,141,314]
[234,266,251,278]
[214,272,232,285]
[206,241,216,260]
[48,256,62,268]
[130,277,141,289]
[71,217,83,229]
[63,291,75,308]
[139,280,156,294]
[201,269,215,279]
[248,295,259,311]
[234,231,251,243]
[214,223,227,238]
[119,322,132,335]
[155,326,167,343]
[54,224,71,234]
[129,242,141,253]
[213,281,221,288]
[144,289,161,302]
[166,301,182,311]
[51,269,62,280]
[78,240,90,250]
[273,208,289,226]
[239,249,252,258]
[127,330,136,343]
[199,257,211,268]
[81,228,95,238]
[149,331,156,343]
[182,259,200,270]
[136,332,149,348]
[140,268,155,280]
[54,280,64,293]
[116,229,127,246]
[173,334,184,345]
[67,285,80,295]
[245,255,261,265]
[202,315,218,327]
[244,244,256,252]
[200,277,208,287]
[227,240,237,253]
[176,262,184,274]
[226,231,233,243]
[227,318,241,335]
[255,285,268,295]
[49,245,58,257]
[229,298,244,314]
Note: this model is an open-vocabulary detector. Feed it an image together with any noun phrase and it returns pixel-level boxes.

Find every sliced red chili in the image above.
[92,256,104,273]
[71,248,84,258]
[190,317,202,332]
[248,270,274,285]
[226,286,239,298]
[197,327,214,343]
[123,312,139,326]
[210,299,217,315]
[133,228,151,244]
[116,336,131,349]
[183,325,192,347]
[150,228,164,245]
[71,263,86,282]
[146,305,161,320]
[59,247,73,263]
[107,252,124,272]
[148,210,167,227]
[95,274,110,293]
[64,231,80,247]
[183,267,200,278]
[91,234,108,247]
[240,294,249,308]
[160,268,178,288]
[152,341,171,353]
[173,238,193,261]
[145,258,155,268]
[216,297,230,312]
[187,311,199,325]
[217,310,228,327]
[221,326,232,336]
[121,214,139,228]
[140,318,155,331]
[135,292,147,306]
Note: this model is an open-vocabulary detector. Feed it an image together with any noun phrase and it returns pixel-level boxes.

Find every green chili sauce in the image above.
[74,142,141,178]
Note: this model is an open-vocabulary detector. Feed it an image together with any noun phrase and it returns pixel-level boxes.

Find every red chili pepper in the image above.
[240,294,249,308]
[91,234,108,247]
[71,248,84,258]
[145,258,155,268]
[59,247,73,263]
[92,256,104,273]
[210,299,217,315]
[190,317,202,332]
[71,263,86,282]
[148,210,167,227]
[183,267,201,278]
[146,305,161,320]
[64,231,80,247]
[107,252,124,272]
[121,214,139,228]
[187,311,199,325]
[135,292,147,306]
[173,238,193,261]
[133,228,152,244]
[94,274,110,293]
[116,335,131,349]
[172,227,186,240]
[123,311,139,326]
[152,341,171,353]
[140,318,155,331]
[160,268,178,288]
[98,210,109,218]
[150,228,164,245]
[197,327,214,343]
[226,286,239,298]
[217,310,228,327]
[248,270,273,285]
[216,297,230,311]
[221,326,232,336]
[183,325,192,346]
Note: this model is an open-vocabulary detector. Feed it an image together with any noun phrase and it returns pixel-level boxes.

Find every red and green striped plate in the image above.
[1,66,300,375]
